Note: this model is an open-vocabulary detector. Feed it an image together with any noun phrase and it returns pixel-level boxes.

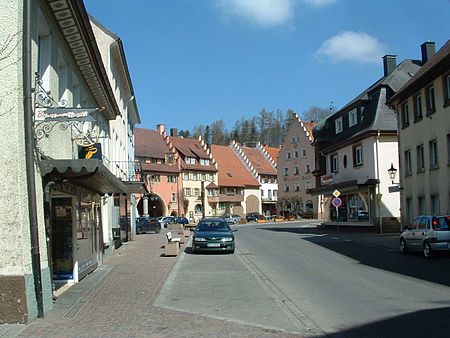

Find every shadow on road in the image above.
[259,226,450,287]
[319,307,450,338]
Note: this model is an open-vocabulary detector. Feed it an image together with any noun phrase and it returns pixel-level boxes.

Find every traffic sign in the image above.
[333,189,341,198]
[332,197,342,208]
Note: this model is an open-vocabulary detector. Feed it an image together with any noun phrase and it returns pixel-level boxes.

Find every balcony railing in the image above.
[103,158,145,183]
[219,193,244,202]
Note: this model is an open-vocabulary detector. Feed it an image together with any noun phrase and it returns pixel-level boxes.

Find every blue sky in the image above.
[84,0,449,132]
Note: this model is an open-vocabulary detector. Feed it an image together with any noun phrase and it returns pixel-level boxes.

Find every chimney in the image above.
[156,124,165,134]
[382,55,397,76]
[421,41,435,64]
[170,128,178,137]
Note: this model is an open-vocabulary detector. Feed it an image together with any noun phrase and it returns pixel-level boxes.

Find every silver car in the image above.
[221,214,241,225]
[400,215,450,258]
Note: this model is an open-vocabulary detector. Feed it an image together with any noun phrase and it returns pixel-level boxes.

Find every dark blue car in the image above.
[192,218,236,254]
[176,217,189,225]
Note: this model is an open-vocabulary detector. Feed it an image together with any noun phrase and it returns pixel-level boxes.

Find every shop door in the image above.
[51,197,74,282]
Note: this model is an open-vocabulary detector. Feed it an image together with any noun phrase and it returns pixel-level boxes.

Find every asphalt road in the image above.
[156,221,450,337]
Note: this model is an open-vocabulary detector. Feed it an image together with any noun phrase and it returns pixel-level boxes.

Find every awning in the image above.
[123,181,148,194]
[40,159,129,195]
[308,179,379,196]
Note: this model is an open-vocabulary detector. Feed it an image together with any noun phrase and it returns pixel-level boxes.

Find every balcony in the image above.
[207,196,219,203]
[219,193,244,202]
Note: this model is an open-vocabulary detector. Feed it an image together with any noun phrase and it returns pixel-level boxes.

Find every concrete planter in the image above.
[164,242,179,256]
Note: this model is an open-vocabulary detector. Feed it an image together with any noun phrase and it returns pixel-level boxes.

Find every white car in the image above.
[400,215,450,258]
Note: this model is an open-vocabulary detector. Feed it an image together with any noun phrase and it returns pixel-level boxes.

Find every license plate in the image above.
[207,243,221,247]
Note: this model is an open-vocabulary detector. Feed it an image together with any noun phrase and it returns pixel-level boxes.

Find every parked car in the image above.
[221,213,241,224]
[400,215,450,258]
[192,218,236,254]
[175,217,189,225]
[135,217,161,234]
[356,210,369,221]
[158,216,176,228]
[246,212,263,222]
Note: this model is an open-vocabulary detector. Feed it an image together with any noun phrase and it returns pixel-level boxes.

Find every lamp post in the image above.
[388,163,398,185]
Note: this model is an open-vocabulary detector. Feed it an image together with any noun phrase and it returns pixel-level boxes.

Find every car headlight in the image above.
[221,237,233,242]
[194,237,206,242]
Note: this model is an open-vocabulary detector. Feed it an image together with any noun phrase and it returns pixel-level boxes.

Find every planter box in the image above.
[274,218,284,222]
[257,219,266,223]
[164,242,179,256]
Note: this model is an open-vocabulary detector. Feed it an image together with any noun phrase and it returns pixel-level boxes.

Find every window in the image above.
[335,117,343,134]
[305,180,312,190]
[348,109,357,127]
[200,158,210,166]
[401,101,409,128]
[283,168,289,176]
[417,144,425,172]
[443,74,450,106]
[447,134,450,164]
[426,85,436,114]
[353,145,363,167]
[331,154,339,173]
[261,190,264,197]
[295,183,300,192]
[431,194,440,214]
[150,174,160,182]
[294,151,299,158]
[201,173,206,181]
[413,94,423,121]
[268,190,272,200]
[167,175,177,183]
[305,164,311,173]
[209,174,214,181]
[286,152,291,160]
[194,188,200,197]
[185,156,196,164]
[418,196,426,214]
[273,190,278,198]
[301,149,307,158]
[291,136,299,143]
[185,188,191,197]
[294,166,299,175]
[171,192,176,202]
[284,184,289,192]
[429,139,438,169]
[183,173,189,181]
[404,150,412,176]
[192,172,198,181]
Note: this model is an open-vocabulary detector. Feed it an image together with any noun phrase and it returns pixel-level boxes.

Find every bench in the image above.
[163,231,182,256]
[166,231,181,243]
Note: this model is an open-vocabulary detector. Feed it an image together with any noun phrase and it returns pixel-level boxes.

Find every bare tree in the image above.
[301,106,332,122]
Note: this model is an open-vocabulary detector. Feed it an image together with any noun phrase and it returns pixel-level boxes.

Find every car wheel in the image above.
[400,238,408,254]
[136,228,141,235]
[423,242,433,259]
[155,225,161,234]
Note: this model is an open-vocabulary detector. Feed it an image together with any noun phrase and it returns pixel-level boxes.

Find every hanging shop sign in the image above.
[35,108,97,122]
[78,143,102,160]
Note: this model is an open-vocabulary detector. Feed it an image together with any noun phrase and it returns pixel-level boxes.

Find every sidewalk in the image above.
[11,231,298,338]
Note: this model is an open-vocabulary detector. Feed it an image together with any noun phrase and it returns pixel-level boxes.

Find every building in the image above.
[231,142,278,216]
[277,113,318,217]
[0,0,142,323]
[211,144,261,216]
[388,40,450,225]
[169,131,219,221]
[310,53,422,231]
[135,127,182,217]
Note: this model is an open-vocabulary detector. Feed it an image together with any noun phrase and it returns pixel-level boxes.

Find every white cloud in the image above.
[216,0,296,27]
[302,0,337,6]
[315,31,386,64]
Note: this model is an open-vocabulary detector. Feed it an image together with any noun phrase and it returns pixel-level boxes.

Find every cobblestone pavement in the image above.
[15,231,300,338]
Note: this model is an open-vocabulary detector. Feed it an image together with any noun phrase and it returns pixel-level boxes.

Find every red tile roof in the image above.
[240,146,277,175]
[171,137,217,172]
[211,145,260,188]
[263,145,281,162]
[135,128,170,159]
[141,163,180,174]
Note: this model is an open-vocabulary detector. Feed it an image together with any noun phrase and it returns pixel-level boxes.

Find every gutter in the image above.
[23,0,44,318]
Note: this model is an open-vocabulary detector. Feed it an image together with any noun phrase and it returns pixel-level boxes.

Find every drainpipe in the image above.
[375,130,383,234]
[24,0,44,317]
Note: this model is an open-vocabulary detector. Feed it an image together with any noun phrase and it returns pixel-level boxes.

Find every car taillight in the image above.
[432,218,439,230]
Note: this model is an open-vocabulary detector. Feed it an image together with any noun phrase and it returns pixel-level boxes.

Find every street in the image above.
[9,220,450,338]
[158,220,450,337]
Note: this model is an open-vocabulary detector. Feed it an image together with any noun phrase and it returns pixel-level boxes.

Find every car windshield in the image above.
[197,220,230,232]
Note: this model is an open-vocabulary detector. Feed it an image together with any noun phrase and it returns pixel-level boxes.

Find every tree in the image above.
[210,119,227,145]
[203,125,211,144]
[192,124,205,138]
[178,129,190,138]
[301,106,332,123]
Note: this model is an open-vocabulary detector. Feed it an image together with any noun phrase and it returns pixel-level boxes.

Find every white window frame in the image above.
[429,139,438,168]
[335,117,343,134]
[348,109,357,127]
[331,154,339,173]
[355,145,363,166]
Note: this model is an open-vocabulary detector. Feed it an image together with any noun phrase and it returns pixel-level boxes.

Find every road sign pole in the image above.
[336,206,339,233]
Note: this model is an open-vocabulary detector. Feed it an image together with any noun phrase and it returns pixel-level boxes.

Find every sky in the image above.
[84,0,450,132]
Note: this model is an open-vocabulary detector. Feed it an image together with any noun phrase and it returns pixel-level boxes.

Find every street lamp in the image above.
[387,163,398,184]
